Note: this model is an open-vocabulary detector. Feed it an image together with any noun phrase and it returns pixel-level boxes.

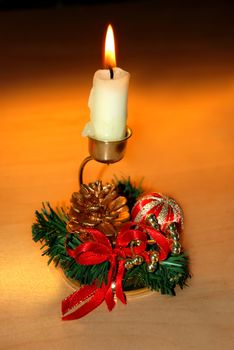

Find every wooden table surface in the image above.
[0,2,234,349]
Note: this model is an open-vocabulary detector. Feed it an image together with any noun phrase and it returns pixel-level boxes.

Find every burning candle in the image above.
[82,24,130,141]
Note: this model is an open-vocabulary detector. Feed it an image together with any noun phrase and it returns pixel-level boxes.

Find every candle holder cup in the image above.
[79,127,132,185]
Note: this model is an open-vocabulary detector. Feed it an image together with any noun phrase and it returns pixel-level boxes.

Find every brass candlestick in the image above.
[79,127,132,185]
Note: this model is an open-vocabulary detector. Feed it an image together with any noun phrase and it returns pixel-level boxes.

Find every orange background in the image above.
[0,2,234,349]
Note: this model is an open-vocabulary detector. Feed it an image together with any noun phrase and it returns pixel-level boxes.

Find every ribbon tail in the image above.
[105,286,116,311]
[115,260,126,305]
[104,264,116,311]
[62,284,105,321]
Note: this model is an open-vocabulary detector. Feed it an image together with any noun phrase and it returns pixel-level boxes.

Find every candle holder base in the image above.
[61,271,151,300]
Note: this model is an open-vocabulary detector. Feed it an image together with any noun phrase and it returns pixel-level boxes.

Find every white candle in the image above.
[82,25,130,141]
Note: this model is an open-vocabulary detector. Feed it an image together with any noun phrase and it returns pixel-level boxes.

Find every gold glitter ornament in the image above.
[132,255,144,266]
[149,251,159,263]
[67,181,130,240]
[147,263,157,273]
[125,259,134,270]
[167,223,181,255]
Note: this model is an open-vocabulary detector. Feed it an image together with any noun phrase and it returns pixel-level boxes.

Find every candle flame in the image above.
[104,24,116,68]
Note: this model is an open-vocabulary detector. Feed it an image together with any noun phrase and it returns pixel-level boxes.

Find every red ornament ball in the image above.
[131,192,184,233]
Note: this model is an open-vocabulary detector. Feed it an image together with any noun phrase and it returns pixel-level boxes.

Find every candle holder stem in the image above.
[79,156,93,186]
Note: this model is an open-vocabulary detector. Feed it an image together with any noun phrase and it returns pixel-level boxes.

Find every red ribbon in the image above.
[62,223,170,320]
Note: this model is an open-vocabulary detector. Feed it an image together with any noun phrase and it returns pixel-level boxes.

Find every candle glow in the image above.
[104,24,116,68]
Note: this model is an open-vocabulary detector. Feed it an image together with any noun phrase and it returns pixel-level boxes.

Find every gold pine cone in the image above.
[67,181,130,240]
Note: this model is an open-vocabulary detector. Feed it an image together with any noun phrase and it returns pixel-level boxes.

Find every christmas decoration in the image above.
[131,192,184,232]
[32,24,191,321]
[131,192,184,255]
[32,178,190,321]
[67,181,130,241]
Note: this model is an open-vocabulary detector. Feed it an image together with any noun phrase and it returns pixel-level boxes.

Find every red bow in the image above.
[62,223,170,320]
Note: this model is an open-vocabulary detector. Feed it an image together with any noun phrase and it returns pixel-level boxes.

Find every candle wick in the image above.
[109,67,114,79]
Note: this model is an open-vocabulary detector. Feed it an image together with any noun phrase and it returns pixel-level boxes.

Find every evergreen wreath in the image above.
[32,178,190,320]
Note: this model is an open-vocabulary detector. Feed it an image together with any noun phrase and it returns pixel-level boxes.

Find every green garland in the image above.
[32,179,190,295]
